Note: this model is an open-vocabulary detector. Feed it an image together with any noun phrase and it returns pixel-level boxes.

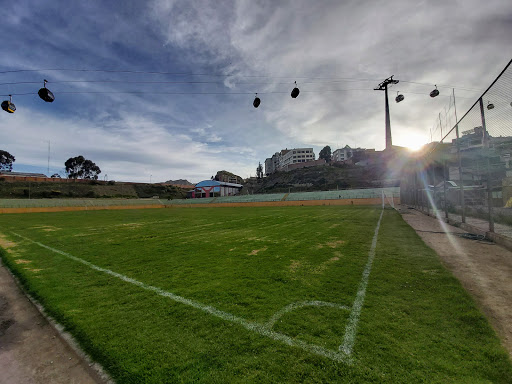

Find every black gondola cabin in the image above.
[38,87,55,102]
[430,86,439,98]
[1,100,16,113]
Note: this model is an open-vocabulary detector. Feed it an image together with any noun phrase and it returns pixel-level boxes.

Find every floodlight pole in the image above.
[374,76,399,150]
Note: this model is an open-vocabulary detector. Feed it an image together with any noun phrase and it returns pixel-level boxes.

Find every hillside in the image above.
[243,162,400,194]
[0,180,187,199]
[164,179,194,186]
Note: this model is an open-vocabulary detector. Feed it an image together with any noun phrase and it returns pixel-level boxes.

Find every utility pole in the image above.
[47,141,50,176]
[374,76,399,150]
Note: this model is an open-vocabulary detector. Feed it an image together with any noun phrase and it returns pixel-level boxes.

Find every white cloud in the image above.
[1,0,511,183]
[0,107,251,182]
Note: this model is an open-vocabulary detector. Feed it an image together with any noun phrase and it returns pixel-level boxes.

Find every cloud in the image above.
[1,0,511,183]
[0,107,256,182]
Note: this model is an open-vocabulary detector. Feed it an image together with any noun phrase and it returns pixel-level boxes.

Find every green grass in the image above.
[0,206,510,383]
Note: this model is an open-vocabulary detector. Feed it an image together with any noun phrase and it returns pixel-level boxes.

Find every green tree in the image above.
[0,150,15,171]
[256,162,263,179]
[319,146,332,163]
[65,156,101,180]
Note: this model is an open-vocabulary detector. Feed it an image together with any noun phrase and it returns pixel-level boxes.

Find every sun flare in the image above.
[395,132,428,151]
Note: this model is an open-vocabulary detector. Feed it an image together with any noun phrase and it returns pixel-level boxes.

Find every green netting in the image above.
[0,188,399,208]
[214,193,286,203]
[286,187,399,201]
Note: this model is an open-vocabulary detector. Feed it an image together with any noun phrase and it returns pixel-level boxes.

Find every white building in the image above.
[264,148,315,174]
[265,152,281,175]
[332,145,354,162]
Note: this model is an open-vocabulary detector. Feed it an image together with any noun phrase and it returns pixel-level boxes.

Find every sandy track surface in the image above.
[398,205,512,356]
[0,261,106,384]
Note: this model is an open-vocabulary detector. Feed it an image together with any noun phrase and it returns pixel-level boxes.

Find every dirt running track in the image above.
[398,205,512,356]
[0,259,107,384]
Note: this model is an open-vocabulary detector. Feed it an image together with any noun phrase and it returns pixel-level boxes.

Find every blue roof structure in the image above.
[195,180,243,188]
[195,180,221,187]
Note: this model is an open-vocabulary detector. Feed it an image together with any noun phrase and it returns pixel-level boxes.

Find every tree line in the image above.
[0,150,101,180]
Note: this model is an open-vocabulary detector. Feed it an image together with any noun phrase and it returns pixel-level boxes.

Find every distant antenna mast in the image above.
[47,141,50,175]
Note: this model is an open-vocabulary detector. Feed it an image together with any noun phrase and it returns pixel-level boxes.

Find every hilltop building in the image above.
[332,145,358,162]
[452,126,489,152]
[264,148,315,174]
[449,126,512,183]
[332,146,375,165]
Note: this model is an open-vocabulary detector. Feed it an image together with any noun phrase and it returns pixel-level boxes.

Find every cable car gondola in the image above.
[38,79,55,102]
[487,101,494,110]
[291,81,300,98]
[253,93,260,108]
[1,95,15,113]
[430,85,439,98]
[395,92,404,103]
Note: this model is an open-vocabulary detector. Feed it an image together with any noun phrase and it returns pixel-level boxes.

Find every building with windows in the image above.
[332,146,354,162]
[264,152,281,175]
[264,148,315,174]
[452,126,489,152]
[332,145,371,163]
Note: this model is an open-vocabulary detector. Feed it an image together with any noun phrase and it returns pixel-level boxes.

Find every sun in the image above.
[395,132,428,151]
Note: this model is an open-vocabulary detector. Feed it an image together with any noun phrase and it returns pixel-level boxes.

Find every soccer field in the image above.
[0,205,511,383]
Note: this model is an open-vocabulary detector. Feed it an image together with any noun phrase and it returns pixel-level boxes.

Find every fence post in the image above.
[452,88,466,224]
[426,166,431,216]
[455,123,465,223]
[414,165,418,208]
[443,159,448,219]
[418,168,422,211]
[422,170,426,213]
[479,98,494,232]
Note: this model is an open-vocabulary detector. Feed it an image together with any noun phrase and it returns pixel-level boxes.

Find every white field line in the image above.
[340,208,384,355]
[10,207,383,364]
[10,232,351,364]
[265,301,350,329]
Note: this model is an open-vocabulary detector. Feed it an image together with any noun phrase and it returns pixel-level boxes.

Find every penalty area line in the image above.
[10,232,351,364]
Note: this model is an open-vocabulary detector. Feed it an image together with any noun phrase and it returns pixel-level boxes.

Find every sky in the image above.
[1,0,511,183]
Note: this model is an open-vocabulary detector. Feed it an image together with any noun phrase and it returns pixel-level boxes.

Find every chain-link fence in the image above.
[401,59,512,233]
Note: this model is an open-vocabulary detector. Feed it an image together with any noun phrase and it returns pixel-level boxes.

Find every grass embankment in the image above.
[0,206,510,383]
[0,180,186,199]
